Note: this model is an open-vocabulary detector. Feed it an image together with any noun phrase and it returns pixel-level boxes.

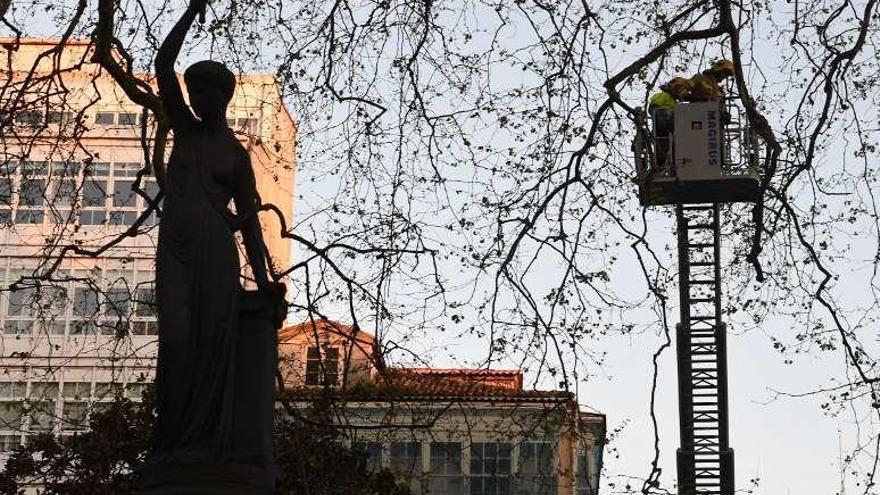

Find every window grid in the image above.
[305,346,340,386]
[390,441,422,477]
[0,259,157,337]
[0,433,22,452]
[430,442,465,495]
[1,160,159,228]
[0,378,152,440]
[226,114,262,135]
[94,111,141,127]
[470,442,512,495]
[352,441,384,474]
[9,110,145,130]
[575,448,596,495]
[516,442,557,495]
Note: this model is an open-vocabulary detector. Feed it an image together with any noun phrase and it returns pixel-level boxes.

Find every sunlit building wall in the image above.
[0,38,296,455]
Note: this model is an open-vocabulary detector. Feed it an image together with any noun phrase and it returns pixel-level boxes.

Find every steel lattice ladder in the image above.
[675,204,735,495]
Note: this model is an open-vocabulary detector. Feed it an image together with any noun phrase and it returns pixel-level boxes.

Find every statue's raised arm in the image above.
[155,0,206,130]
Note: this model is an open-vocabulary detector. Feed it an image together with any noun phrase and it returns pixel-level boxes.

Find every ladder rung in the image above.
[690,298,715,303]
[687,223,715,230]
[688,279,715,285]
[691,261,715,266]
[688,243,716,248]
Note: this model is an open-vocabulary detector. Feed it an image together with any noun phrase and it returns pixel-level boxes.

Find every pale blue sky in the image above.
[6,2,878,493]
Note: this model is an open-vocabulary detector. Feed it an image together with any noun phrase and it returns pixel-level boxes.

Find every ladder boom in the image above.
[675,204,735,495]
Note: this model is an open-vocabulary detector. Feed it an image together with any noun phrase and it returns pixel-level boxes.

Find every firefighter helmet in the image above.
[711,59,735,78]
[660,77,693,99]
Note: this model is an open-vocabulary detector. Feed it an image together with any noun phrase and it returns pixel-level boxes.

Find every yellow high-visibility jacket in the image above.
[648,91,676,111]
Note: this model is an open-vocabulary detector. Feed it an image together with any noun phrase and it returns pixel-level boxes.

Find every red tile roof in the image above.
[400,368,524,390]
[278,319,573,402]
[281,367,572,402]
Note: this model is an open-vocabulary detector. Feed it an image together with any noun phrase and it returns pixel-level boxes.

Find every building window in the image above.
[305,346,339,386]
[62,382,91,401]
[36,285,68,336]
[117,112,139,126]
[14,110,42,126]
[0,401,24,430]
[46,111,74,125]
[81,176,108,225]
[352,441,383,473]
[27,382,59,433]
[470,442,512,495]
[575,448,597,495]
[60,401,88,432]
[390,441,422,476]
[390,442,423,492]
[236,117,259,133]
[516,442,557,495]
[0,382,26,398]
[15,177,46,224]
[5,279,36,335]
[50,178,78,224]
[72,286,99,318]
[0,176,11,224]
[0,381,26,432]
[141,180,162,225]
[71,286,99,334]
[125,382,148,400]
[94,112,116,125]
[429,442,464,495]
[28,401,56,432]
[0,160,157,228]
[94,382,123,400]
[110,180,136,221]
[0,434,21,452]
[133,284,157,335]
[6,284,36,318]
[107,163,147,226]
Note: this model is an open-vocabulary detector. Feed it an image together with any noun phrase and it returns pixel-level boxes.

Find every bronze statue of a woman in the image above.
[141,1,279,491]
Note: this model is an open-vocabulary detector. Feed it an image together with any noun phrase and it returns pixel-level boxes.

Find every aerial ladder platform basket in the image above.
[633,100,762,206]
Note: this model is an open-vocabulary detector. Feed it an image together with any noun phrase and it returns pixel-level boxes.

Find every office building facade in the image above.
[0,38,296,454]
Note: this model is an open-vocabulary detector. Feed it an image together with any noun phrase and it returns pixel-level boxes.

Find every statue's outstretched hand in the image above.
[258,281,287,328]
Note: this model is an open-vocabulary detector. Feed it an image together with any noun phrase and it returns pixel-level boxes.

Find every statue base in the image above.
[138,462,275,494]
[139,290,283,494]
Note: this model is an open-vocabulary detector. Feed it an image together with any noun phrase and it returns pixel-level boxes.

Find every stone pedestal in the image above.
[139,290,283,494]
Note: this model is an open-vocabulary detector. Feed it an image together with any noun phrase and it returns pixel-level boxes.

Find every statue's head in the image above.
[184,60,235,124]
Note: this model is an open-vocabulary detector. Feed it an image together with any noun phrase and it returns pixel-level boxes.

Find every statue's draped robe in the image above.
[152,126,247,462]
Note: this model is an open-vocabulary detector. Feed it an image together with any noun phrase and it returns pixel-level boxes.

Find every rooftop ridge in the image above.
[0,37,92,47]
[278,318,375,342]
[397,367,522,376]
